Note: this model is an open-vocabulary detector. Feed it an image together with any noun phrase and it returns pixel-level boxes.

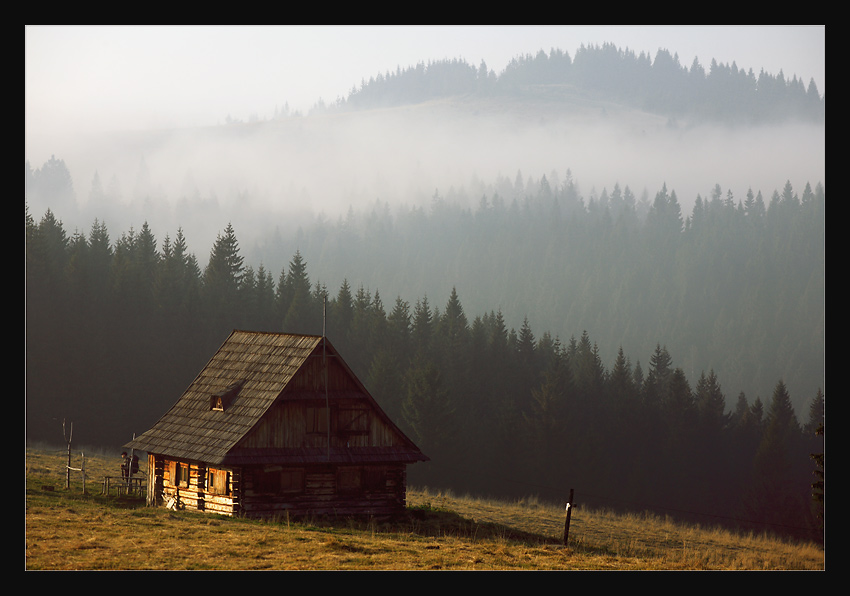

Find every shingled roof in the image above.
[124,330,426,466]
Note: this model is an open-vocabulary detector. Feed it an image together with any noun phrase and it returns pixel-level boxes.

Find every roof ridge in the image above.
[231,328,324,339]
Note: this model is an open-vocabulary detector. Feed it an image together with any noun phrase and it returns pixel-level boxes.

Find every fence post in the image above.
[563,488,574,546]
[63,419,73,490]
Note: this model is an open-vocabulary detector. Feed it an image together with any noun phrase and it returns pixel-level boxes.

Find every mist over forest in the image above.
[26,91,824,260]
[26,46,825,258]
[26,43,824,539]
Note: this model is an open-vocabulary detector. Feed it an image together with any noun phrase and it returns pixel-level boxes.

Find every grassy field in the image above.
[25,444,824,570]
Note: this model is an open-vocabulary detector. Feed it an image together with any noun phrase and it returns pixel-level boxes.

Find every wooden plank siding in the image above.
[239,399,400,450]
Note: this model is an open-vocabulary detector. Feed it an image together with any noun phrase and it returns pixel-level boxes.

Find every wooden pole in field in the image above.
[63,419,73,490]
[563,488,574,546]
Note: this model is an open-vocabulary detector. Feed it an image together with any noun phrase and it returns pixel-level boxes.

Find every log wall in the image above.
[149,456,408,518]
[154,456,240,516]
[240,463,408,518]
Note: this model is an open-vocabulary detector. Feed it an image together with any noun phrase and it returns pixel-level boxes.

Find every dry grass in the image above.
[25,445,824,570]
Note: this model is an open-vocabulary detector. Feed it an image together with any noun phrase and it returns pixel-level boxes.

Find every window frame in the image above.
[306,404,333,435]
[338,466,387,493]
[206,467,230,495]
[172,461,190,488]
[253,466,305,495]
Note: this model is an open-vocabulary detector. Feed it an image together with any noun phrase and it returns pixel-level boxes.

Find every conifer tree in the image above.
[401,361,454,455]
[280,251,316,334]
[154,228,199,319]
[386,295,411,355]
[644,344,673,408]
[523,351,570,478]
[239,265,258,328]
[744,380,809,536]
[134,222,160,315]
[330,279,354,349]
[366,295,411,422]
[435,287,471,400]
[411,295,433,358]
[516,317,538,380]
[253,264,277,330]
[572,330,605,402]
[809,419,824,537]
[29,209,69,299]
[695,369,728,433]
[65,230,90,316]
[346,285,376,377]
[803,389,825,436]
[203,223,244,332]
[87,219,113,307]
[664,368,696,437]
[607,346,635,406]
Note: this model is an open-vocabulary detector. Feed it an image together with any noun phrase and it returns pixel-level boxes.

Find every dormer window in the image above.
[210,380,245,411]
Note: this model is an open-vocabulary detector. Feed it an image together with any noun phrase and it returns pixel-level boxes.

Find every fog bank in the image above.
[26,103,825,260]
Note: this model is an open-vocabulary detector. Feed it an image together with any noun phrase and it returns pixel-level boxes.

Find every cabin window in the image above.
[254,467,304,495]
[338,466,386,493]
[280,469,305,493]
[306,405,331,434]
[338,467,360,493]
[337,407,370,436]
[174,462,190,488]
[211,395,224,411]
[207,468,229,495]
[255,468,280,493]
[363,467,387,491]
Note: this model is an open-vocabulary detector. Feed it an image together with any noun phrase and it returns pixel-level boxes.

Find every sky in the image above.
[25,25,825,137]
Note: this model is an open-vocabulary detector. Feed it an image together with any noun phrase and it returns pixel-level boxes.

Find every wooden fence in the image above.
[101,475,147,498]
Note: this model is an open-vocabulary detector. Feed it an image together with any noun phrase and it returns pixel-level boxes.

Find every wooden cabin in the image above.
[124,330,428,518]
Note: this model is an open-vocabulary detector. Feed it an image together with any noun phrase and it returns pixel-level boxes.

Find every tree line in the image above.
[251,174,824,419]
[26,188,824,541]
[323,43,823,125]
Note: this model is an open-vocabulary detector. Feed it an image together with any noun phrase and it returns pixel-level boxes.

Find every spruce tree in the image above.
[330,279,354,350]
[280,251,315,334]
[809,420,824,537]
[744,380,809,537]
[401,361,454,454]
[203,223,244,332]
[695,369,728,433]
[411,296,433,358]
[644,344,673,408]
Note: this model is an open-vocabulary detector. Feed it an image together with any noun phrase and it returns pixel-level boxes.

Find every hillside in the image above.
[25,445,824,570]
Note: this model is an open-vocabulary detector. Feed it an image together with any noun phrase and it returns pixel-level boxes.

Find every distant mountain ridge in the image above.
[313,43,824,126]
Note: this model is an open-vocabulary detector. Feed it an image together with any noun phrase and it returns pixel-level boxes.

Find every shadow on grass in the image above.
[295,503,565,548]
[27,479,583,551]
